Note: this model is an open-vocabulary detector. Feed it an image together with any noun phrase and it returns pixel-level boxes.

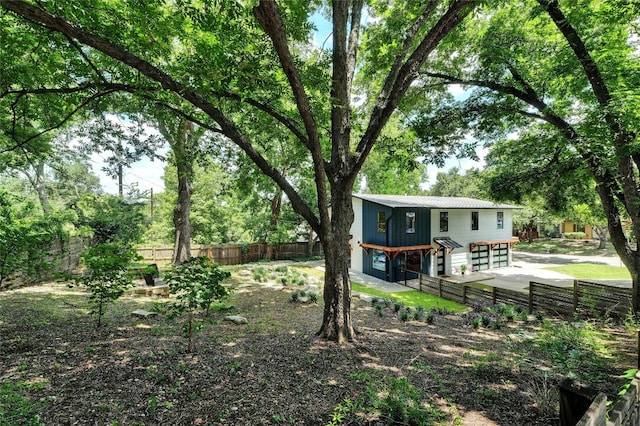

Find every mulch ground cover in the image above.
[1,264,636,425]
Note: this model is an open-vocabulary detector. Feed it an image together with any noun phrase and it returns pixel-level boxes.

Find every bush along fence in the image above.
[414,274,632,319]
[413,273,637,425]
[136,242,323,266]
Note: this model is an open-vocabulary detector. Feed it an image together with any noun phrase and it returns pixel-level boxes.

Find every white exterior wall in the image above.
[349,197,364,272]
[430,208,514,274]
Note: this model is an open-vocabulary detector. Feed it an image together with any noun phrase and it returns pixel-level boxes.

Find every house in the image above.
[349,194,520,282]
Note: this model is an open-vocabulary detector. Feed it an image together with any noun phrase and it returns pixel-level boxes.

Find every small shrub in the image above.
[563,232,587,239]
[504,306,515,322]
[252,267,267,282]
[375,303,385,317]
[399,308,410,322]
[72,243,140,328]
[274,265,288,273]
[162,257,231,353]
[480,314,491,327]
[291,292,299,302]
[371,297,380,306]
[308,292,318,303]
[425,311,435,324]
[393,301,403,313]
[472,318,481,329]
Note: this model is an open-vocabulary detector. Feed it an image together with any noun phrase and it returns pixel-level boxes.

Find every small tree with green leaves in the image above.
[75,243,140,327]
[162,256,231,353]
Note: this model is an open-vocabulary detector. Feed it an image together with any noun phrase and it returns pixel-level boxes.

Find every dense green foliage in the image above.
[0,190,65,288]
[72,193,147,246]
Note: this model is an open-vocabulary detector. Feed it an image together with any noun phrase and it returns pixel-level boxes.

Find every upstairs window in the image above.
[406,212,416,233]
[439,211,449,232]
[377,211,386,233]
[497,211,504,229]
[471,211,479,230]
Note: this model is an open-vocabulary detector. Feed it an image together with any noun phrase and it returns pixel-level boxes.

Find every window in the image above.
[404,250,422,271]
[439,211,448,232]
[471,211,479,230]
[497,211,504,229]
[406,212,416,233]
[377,212,386,233]
[372,249,386,271]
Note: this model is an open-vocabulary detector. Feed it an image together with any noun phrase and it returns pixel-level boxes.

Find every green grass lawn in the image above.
[545,264,631,280]
[514,238,619,256]
[351,282,466,313]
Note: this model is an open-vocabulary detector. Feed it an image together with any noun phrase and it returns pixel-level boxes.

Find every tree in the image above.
[411,0,640,309]
[162,256,231,353]
[72,193,147,247]
[0,0,475,342]
[427,167,487,199]
[0,190,63,288]
[74,242,140,327]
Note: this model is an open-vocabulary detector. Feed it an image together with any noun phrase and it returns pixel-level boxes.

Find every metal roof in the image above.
[353,194,519,209]
[433,237,463,249]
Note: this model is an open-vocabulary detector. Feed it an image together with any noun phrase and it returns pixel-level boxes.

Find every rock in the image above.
[131,309,158,318]
[224,315,248,325]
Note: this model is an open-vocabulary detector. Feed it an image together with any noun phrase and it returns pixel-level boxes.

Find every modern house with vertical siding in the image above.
[350,194,520,282]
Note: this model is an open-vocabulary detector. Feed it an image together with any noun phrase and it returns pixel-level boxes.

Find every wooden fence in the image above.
[137,242,323,266]
[416,274,632,318]
[574,371,640,425]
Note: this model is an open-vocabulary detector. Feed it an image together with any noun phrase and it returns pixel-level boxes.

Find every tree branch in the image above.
[252,0,328,232]
[355,0,475,172]
[1,89,114,154]
[214,91,310,148]
[1,0,322,234]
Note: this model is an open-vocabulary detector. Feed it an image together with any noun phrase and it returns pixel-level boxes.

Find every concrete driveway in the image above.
[478,251,630,292]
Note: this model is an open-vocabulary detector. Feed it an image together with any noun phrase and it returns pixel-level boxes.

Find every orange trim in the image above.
[470,238,519,251]
[359,243,434,260]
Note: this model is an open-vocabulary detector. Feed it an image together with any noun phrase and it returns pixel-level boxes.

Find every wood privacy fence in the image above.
[137,242,323,266]
[415,274,632,318]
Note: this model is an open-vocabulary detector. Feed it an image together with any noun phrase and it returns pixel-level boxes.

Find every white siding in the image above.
[431,208,514,271]
[350,197,364,272]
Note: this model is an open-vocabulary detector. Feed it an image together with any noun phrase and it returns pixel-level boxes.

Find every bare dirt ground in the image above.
[0,264,636,425]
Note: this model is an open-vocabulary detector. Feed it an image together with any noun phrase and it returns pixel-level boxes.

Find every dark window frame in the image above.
[497,211,504,229]
[406,212,416,234]
[377,211,386,233]
[471,211,479,230]
[439,211,449,232]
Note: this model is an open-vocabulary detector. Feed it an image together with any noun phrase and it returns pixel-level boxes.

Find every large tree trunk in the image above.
[265,189,283,261]
[317,188,356,343]
[594,225,607,250]
[172,163,192,264]
[168,121,195,265]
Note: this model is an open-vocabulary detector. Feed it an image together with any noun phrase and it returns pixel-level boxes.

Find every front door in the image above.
[437,249,445,275]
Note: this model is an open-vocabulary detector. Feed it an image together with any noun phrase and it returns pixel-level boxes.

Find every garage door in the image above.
[493,243,509,268]
[471,245,489,271]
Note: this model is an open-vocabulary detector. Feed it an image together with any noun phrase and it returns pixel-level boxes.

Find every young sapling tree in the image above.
[75,243,140,327]
[162,256,231,353]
